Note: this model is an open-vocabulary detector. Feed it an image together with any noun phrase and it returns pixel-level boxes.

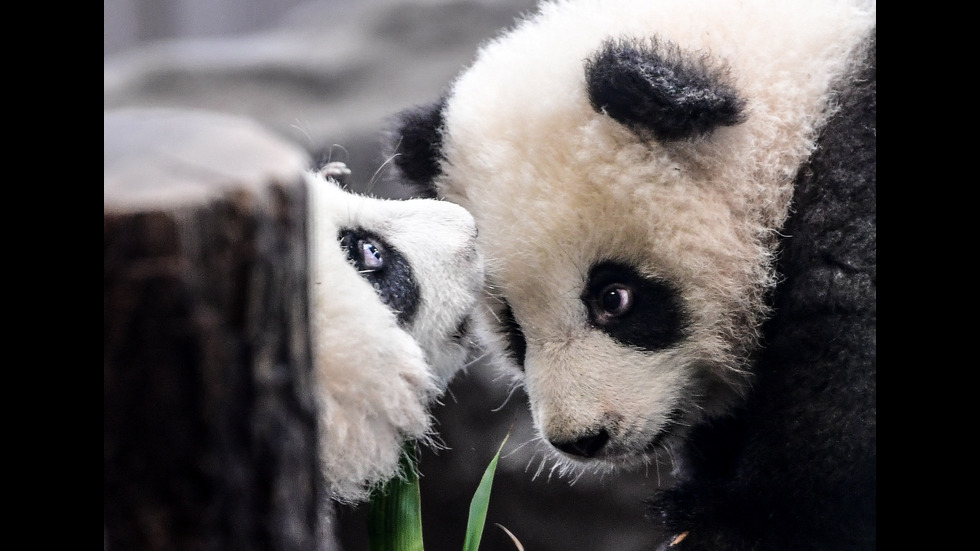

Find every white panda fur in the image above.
[306,163,484,503]
[388,0,875,548]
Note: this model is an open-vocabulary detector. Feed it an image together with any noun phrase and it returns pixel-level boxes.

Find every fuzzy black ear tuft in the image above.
[585,38,746,141]
[386,98,447,198]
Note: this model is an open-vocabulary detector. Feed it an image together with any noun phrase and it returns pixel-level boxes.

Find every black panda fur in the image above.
[646,33,876,551]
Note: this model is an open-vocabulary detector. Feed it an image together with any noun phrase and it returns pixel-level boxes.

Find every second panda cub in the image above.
[307,162,485,503]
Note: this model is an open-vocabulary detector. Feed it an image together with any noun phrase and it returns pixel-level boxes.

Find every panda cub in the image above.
[388,0,875,548]
[307,162,484,503]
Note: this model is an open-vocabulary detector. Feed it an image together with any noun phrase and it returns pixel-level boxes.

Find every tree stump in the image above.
[104,108,321,551]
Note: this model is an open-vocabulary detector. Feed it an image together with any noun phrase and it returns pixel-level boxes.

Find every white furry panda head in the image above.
[307,163,484,502]
[388,0,875,474]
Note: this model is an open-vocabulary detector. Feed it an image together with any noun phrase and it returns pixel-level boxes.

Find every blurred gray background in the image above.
[105,2,669,549]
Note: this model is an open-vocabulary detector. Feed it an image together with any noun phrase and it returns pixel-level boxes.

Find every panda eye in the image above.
[598,284,633,319]
[583,261,687,351]
[339,230,384,273]
[336,228,418,326]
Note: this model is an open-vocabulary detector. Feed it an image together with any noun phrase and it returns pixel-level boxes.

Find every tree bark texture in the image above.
[104,108,322,551]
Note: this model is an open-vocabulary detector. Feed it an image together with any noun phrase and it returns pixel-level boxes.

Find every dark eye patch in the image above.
[339,228,419,326]
[583,261,688,351]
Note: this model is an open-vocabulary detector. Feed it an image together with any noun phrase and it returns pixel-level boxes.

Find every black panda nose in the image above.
[551,429,610,458]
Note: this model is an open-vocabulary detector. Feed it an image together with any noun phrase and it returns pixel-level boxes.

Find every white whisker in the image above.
[491,382,523,412]
[502,436,535,462]
[365,153,400,195]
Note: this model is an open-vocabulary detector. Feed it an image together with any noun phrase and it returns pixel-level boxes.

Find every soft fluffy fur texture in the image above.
[307,163,484,503]
[387,0,875,548]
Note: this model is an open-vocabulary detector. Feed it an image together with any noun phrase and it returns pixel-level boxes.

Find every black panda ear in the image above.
[585,38,746,141]
[386,98,447,198]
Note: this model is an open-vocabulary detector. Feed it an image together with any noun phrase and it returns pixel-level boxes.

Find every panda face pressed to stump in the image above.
[389,0,876,474]
[307,162,485,503]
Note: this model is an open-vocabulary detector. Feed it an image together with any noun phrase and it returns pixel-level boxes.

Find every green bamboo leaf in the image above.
[368,443,425,551]
[462,433,510,551]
